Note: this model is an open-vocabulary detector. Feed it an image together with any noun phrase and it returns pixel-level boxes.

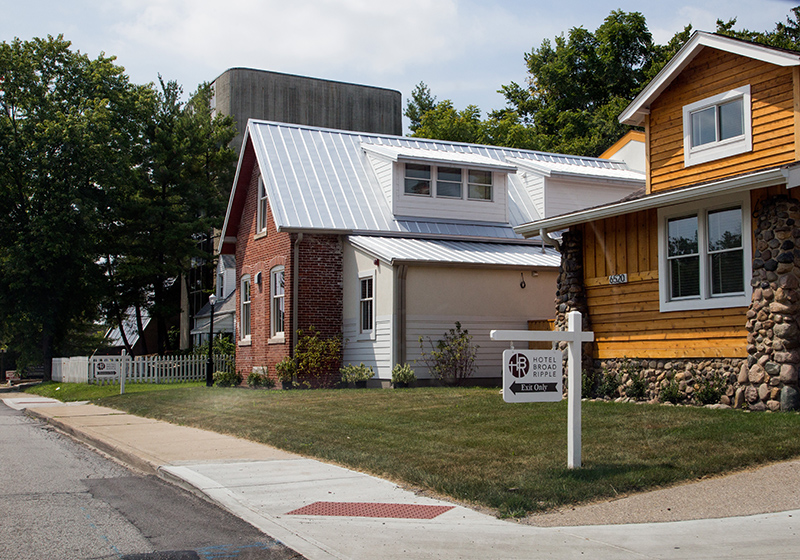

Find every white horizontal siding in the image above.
[343,315,393,379]
[407,316,542,380]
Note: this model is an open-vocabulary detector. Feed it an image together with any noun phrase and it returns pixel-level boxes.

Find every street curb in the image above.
[25,408,158,475]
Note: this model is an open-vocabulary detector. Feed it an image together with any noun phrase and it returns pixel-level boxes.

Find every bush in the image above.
[247,368,275,389]
[660,379,683,404]
[275,357,296,384]
[213,370,242,388]
[419,322,478,385]
[340,363,375,384]
[391,363,416,386]
[694,377,724,405]
[294,327,342,386]
[597,368,619,399]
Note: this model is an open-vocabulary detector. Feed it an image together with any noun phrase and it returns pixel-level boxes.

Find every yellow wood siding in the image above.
[578,207,748,360]
[649,48,796,193]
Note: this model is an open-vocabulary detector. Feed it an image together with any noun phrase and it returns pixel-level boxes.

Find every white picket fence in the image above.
[52,354,234,384]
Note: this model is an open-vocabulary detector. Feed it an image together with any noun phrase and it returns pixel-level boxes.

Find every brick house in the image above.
[517,32,800,410]
[219,120,643,386]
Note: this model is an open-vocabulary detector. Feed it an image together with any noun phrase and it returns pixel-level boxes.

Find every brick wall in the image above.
[233,163,344,385]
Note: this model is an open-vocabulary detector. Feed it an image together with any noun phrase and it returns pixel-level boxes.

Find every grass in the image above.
[26,380,204,401]
[24,382,800,517]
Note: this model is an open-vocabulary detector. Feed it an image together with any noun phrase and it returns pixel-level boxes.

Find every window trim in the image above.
[256,177,268,236]
[682,85,752,167]
[269,266,285,342]
[403,163,494,202]
[240,275,251,342]
[657,193,752,312]
[358,270,376,341]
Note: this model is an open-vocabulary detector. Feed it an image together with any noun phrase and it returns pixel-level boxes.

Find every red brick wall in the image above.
[233,162,343,385]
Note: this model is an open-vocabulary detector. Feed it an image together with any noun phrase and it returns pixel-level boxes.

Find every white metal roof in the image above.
[347,235,561,268]
[507,157,645,183]
[232,120,642,241]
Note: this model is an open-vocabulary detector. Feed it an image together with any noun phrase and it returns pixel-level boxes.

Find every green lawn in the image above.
[25,383,800,517]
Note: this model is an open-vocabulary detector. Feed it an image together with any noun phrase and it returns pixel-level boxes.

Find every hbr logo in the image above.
[508,353,530,378]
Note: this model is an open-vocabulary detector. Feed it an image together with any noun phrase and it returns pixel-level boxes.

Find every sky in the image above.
[2,0,798,133]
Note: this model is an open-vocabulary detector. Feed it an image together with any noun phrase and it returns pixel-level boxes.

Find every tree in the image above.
[404,82,437,134]
[408,10,692,156]
[0,35,150,378]
[715,7,800,51]
[101,79,236,355]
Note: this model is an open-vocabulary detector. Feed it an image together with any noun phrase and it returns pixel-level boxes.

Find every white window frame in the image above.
[358,270,376,340]
[256,177,268,235]
[403,163,494,202]
[657,193,752,312]
[240,275,251,341]
[270,266,285,342]
[682,85,752,167]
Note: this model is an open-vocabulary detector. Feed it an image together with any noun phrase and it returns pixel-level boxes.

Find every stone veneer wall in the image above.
[553,230,594,393]
[744,194,800,411]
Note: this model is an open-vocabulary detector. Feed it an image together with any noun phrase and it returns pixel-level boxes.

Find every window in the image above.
[658,195,751,312]
[404,163,493,201]
[270,266,285,338]
[359,272,375,338]
[240,275,251,339]
[405,163,431,196]
[682,85,751,167]
[256,177,268,234]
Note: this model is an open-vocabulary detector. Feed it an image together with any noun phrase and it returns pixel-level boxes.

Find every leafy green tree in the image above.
[102,79,236,355]
[0,35,150,378]
[404,82,437,134]
[715,7,800,50]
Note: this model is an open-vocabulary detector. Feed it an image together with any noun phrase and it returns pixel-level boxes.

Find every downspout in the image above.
[540,228,561,253]
[291,232,303,357]
[394,264,408,366]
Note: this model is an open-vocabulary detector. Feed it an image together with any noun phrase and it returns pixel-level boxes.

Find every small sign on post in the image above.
[502,350,562,403]
[491,311,594,469]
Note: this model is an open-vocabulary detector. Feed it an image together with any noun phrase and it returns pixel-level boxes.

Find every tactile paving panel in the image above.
[286,501,454,519]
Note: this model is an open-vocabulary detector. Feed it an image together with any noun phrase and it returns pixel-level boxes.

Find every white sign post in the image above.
[490,311,594,469]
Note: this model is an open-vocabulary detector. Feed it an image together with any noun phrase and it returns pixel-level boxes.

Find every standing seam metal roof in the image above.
[245,120,643,238]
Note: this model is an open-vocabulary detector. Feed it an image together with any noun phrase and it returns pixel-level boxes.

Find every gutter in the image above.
[291,232,303,356]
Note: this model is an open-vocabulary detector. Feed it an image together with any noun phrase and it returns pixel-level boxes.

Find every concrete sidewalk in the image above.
[4,394,800,559]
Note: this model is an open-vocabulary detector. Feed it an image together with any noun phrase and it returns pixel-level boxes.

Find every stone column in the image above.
[745,194,800,411]
[554,230,594,377]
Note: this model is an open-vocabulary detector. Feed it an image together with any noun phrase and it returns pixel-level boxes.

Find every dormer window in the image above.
[682,85,752,167]
[403,163,493,201]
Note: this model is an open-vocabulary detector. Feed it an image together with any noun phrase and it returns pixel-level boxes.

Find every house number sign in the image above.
[608,273,628,285]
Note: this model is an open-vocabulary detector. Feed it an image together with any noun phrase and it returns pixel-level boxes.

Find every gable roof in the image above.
[620,31,800,126]
[219,120,643,253]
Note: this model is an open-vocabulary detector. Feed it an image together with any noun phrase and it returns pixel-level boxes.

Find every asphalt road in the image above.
[0,403,304,560]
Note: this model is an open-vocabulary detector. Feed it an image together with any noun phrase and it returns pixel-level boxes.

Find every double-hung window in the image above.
[659,195,751,311]
[359,272,375,338]
[682,85,751,167]
[240,275,251,340]
[270,266,285,339]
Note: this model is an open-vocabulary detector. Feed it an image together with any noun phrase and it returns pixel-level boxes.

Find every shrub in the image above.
[294,327,342,386]
[582,368,597,398]
[247,368,275,389]
[660,379,683,404]
[340,363,375,384]
[213,370,242,388]
[596,367,619,399]
[275,357,296,384]
[391,363,416,386]
[694,377,724,405]
[419,322,478,385]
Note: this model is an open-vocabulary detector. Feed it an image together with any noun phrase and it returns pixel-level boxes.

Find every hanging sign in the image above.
[502,349,562,403]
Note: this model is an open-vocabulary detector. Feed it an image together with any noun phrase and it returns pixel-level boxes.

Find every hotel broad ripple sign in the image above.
[502,349,562,403]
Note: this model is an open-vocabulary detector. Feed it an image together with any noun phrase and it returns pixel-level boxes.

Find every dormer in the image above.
[361,143,517,223]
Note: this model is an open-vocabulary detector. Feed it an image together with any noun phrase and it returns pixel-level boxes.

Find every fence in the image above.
[53,354,234,385]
